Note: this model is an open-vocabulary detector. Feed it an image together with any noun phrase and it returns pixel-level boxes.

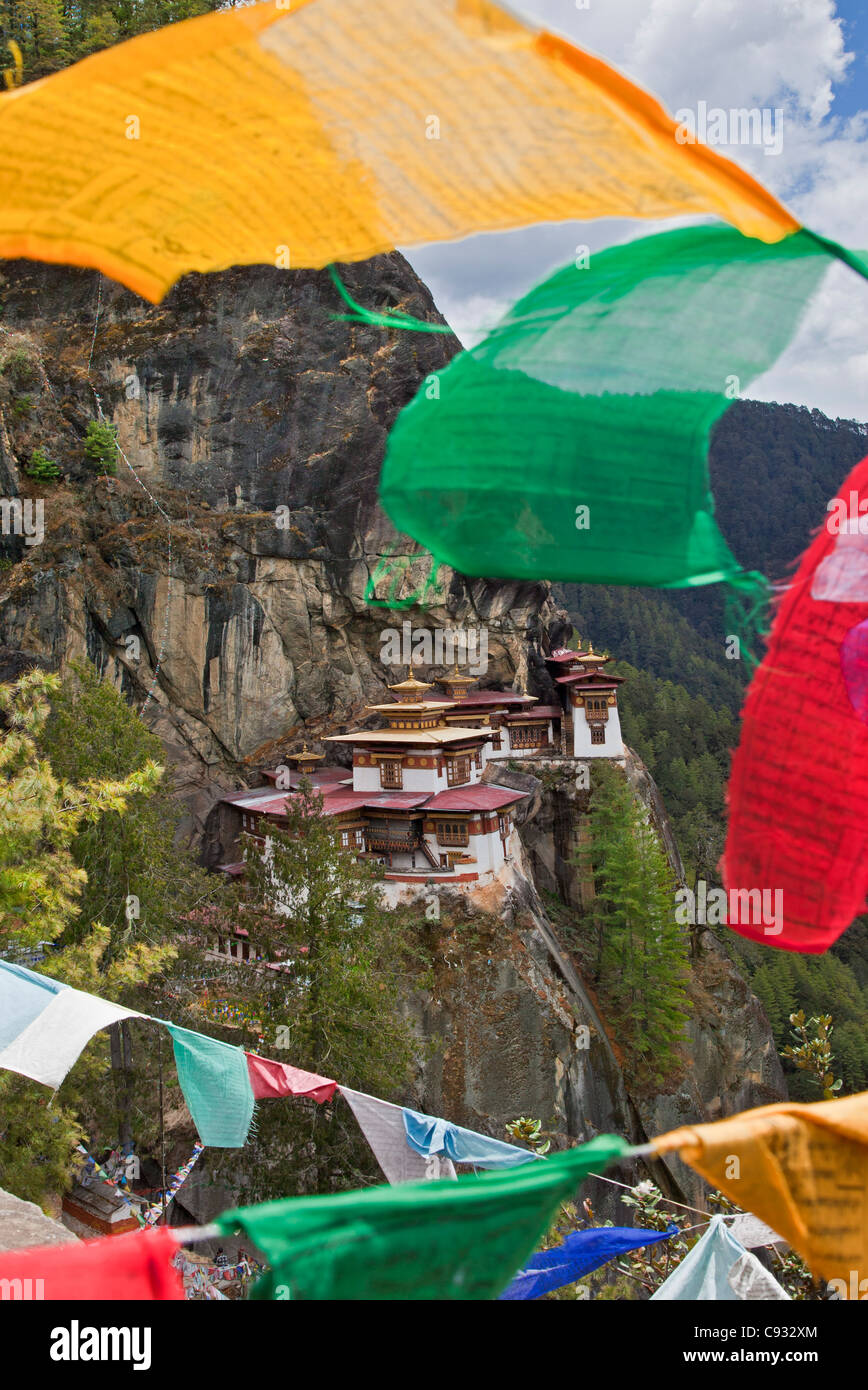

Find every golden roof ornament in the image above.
[387,658,433,702]
[577,643,608,664]
[292,742,324,766]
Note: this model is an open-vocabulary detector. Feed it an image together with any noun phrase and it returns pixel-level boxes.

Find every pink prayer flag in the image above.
[245,1052,336,1103]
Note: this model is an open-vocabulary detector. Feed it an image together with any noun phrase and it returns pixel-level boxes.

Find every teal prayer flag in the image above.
[167,1024,254,1148]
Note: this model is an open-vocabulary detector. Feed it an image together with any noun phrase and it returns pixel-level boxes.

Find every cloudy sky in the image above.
[405,0,868,422]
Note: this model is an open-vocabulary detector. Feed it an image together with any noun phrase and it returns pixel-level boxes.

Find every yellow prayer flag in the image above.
[654,1091,868,1288]
[0,0,798,303]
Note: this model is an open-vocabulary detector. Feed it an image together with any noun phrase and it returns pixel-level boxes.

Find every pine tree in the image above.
[213,781,425,1199]
[576,763,691,1086]
[0,669,174,1206]
[39,661,217,957]
[0,668,160,954]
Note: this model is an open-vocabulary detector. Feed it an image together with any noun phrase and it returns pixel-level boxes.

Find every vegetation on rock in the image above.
[24,444,61,481]
[573,762,691,1088]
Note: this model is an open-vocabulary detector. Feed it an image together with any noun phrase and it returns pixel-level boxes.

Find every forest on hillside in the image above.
[0,0,223,81]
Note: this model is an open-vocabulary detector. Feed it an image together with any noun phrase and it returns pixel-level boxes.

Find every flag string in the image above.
[587,1168,717,1219]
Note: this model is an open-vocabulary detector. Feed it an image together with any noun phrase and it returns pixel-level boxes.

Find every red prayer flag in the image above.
[0,1226,184,1300]
[723,453,868,952]
[245,1052,337,1103]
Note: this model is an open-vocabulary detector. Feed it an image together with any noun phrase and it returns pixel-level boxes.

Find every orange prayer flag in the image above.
[0,0,797,303]
[654,1091,868,1288]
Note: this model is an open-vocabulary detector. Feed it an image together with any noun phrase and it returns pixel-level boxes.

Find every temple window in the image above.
[380,760,403,789]
[510,724,546,749]
[446,755,471,786]
[437,820,469,847]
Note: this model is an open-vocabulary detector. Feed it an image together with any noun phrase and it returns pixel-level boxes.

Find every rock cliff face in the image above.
[0,253,784,1205]
[0,254,558,841]
[413,756,785,1208]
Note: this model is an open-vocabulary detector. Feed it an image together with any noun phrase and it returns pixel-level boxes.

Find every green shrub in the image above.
[1,346,39,390]
[84,419,118,474]
[25,446,61,481]
[11,394,33,419]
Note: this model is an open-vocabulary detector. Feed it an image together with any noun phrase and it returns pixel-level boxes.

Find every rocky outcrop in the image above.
[640,927,787,1206]
[383,753,783,1212]
[0,254,559,845]
[485,755,785,1205]
[0,1187,80,1251]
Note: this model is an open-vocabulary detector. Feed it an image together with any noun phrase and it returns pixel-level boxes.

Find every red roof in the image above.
[313,792,372,816]
[555,672,624,687]
[424,786,526,812]
[222,785,367,817]
[295,789,429,817]
[547,649,582,663]
[222,792,292,814]
[503,705,561,720]
[221,787,283,807]
[222,782,530,820]
[361,793,430,810]
[450,690,532,707]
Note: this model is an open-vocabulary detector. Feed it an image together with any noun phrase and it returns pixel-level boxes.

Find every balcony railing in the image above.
[365,834,423,853]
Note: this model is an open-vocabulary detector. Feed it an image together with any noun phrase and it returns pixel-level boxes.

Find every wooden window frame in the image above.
[445,755,471,787]
[510,724,546,749]
[436,820,469,847]
[590,725,606,745]
[379,759,403,789]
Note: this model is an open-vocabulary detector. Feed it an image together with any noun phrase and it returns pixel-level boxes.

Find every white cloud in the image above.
[752,260,868,421]
[521,0,849,118]
[405,0,868,421]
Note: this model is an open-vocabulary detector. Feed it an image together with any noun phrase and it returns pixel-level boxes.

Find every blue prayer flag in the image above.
[500,1223,680,1300]
[402,1108,537,1169]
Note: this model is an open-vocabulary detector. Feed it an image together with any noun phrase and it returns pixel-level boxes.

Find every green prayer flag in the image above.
[217,1134,628,1299]
[379,224,867,591]
[166,1023,254,1148]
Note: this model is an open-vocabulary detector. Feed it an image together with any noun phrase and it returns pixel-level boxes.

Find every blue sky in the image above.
[832,0,868,118]
[406,0,868,421]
